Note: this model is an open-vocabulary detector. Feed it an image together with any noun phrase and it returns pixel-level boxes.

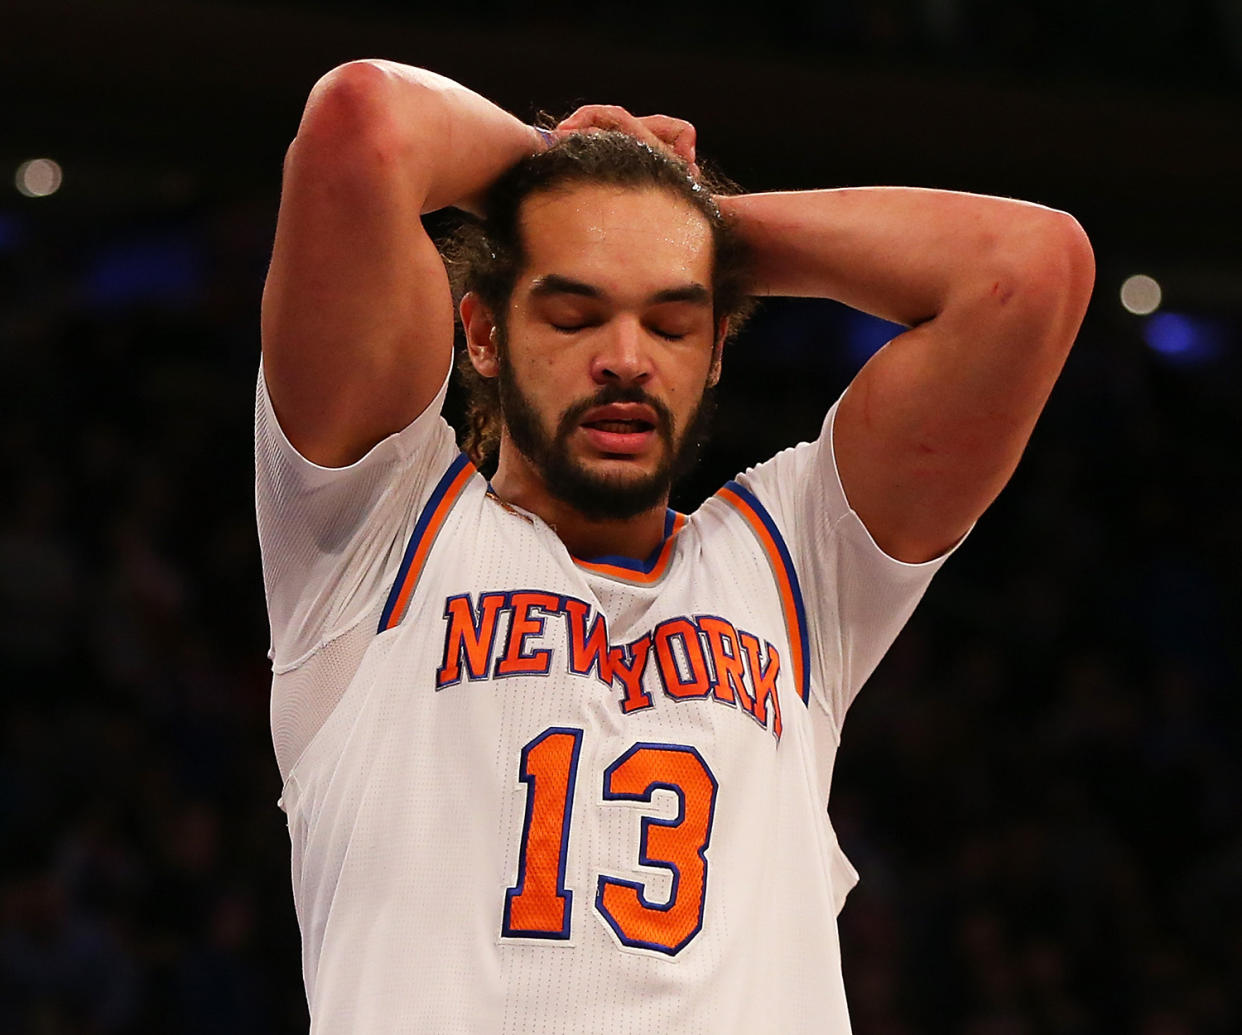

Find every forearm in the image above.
[719,188,1090,333]
[295,60,541,217]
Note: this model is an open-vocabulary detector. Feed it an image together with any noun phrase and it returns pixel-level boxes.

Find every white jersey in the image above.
[256,366,957,1034]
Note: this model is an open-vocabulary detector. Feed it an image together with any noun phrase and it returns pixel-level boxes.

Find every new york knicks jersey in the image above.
[256,366,956,1033]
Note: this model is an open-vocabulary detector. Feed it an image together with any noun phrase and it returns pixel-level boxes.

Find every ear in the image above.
[708,317,729,386]
[460,292,500,379]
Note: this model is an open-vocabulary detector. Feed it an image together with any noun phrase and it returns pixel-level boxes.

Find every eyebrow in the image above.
[529,273,711,308]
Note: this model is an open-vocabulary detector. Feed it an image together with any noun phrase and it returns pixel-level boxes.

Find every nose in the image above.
[590,315,651,387]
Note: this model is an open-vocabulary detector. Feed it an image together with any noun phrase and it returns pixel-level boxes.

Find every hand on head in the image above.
[554,104,700,179]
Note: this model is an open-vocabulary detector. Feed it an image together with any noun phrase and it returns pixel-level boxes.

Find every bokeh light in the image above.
[1142,311,1226,365]
[15,158,63,198]
[1120,273,1162,315]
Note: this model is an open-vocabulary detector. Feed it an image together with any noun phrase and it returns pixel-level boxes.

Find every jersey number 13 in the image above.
[501,727,719,957]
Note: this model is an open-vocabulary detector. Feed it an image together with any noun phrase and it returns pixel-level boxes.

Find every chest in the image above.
[390,499,801,750]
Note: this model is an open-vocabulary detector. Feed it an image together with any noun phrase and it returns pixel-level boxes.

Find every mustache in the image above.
[556,384,675,441]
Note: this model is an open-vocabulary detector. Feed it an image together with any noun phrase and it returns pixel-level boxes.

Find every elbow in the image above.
[298,61,401,149]
[314,59,394,105]
[986,210,1095,351]
[1039,210,1095,311]
[1033,211,1095,347]
[293,60,437,166]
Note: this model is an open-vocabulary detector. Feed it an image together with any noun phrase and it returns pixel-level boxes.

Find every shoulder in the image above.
[685,397,849,563]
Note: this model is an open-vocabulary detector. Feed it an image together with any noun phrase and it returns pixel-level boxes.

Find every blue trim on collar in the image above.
[577,509,679,573]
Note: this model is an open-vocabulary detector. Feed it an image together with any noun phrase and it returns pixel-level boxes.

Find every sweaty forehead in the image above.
[516,185,714,291]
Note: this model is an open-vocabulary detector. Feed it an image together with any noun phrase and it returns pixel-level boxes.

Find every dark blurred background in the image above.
[2,1,1239,1032]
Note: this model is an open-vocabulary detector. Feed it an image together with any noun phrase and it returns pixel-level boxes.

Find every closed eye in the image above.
[649,326,688,341]
[549,318,688,339]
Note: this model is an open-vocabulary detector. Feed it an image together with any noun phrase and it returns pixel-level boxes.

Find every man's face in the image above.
[491,184,722,522]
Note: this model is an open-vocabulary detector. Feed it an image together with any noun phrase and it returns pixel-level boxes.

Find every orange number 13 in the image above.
[502,728,719,957]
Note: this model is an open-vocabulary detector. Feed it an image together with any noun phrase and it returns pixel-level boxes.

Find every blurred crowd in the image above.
[398,0,1242,87]
[1,142,1239,1034]
[0,200,300,1032]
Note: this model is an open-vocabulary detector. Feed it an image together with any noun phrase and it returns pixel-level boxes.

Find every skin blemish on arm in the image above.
[859,375,875,428]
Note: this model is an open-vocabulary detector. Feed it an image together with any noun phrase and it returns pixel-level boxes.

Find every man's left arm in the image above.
[718,188,1094,563]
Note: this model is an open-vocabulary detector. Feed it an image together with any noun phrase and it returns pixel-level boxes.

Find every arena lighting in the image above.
[842,308,903,365]
[83,231,203,309]
[15,158,63,197]
[1142,312,1225,366]
[1120,274,1162,315]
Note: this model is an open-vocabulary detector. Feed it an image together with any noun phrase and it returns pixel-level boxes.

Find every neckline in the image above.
[484,483,687,586]
[571,509,687,584]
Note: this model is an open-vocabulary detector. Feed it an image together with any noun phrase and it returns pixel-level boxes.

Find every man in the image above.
[256,60,1093,1033]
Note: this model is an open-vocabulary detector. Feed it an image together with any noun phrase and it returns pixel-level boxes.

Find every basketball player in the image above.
[256,61,1093,1032]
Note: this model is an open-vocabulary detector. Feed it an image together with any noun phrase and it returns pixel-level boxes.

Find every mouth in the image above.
[578,405,660,456]
[582,417,656,434]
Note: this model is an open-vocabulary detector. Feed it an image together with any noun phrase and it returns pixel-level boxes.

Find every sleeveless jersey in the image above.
[256,366,958,1034]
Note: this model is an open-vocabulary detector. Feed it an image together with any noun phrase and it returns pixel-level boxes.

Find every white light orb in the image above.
[1120,274,1162,316]
[16,158,63,198]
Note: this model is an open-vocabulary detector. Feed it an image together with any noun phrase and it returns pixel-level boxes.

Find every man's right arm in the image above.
[262,60,542,468]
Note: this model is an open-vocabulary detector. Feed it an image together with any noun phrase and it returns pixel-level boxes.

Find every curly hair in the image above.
[440,130,754,471]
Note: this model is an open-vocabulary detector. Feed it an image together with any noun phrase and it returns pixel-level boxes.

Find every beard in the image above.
[496,347,716,523]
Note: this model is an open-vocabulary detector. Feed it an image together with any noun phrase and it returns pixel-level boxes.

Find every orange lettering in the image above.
[654,617,710,700]
[739,631,782,739]
[698,615,749,708]
[564,598,613,685]
[436,593,506,688]
[609,635,653,714]
[495,591,560,677]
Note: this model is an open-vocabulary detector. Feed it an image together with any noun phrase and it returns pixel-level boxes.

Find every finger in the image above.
[558,105,677,154]
[557,104,635,133]
[639,115,697,164]
[555,106,596,131]
[556,105,693,168]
